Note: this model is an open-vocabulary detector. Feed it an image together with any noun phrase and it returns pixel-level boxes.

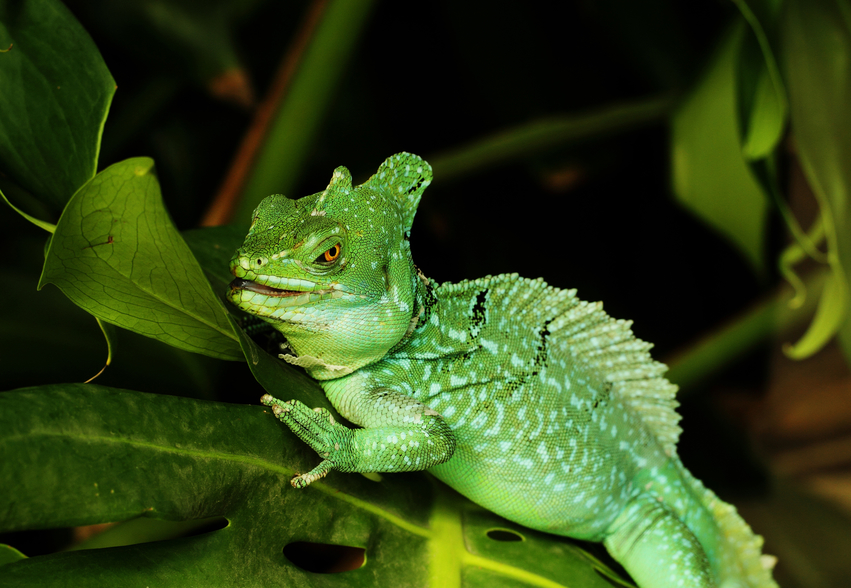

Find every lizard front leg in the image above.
[261,389,456,488]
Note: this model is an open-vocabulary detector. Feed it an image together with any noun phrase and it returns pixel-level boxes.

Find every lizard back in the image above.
[350,273,681,539]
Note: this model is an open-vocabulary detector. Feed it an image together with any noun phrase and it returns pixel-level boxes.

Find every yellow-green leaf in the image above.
[38,158,242,361]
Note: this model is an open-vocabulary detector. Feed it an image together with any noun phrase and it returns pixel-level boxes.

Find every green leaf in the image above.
[87,317,117,383]
[0,545,26,567]
[671,23,769,274]
[0,188,55,233]
[778,215,825,309]
[0,0,115,211]
[781,0,851,363]
[732,0,788,160]
[235,0,377,225]
[38,157,242,361]
[784,268,849,359]
[0,384,625,587]
[228,314,336,415]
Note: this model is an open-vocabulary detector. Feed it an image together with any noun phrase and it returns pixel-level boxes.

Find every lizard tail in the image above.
[678,463,779,588]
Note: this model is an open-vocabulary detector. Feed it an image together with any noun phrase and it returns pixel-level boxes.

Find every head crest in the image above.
[364,152,432,234]
[313,166,353,215]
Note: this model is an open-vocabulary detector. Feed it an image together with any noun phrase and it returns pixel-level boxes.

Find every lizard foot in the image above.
[291,460,334,488]
[260,395,353,470]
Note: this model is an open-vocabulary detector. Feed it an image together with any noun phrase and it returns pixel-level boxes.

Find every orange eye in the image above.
[322,244,341,262]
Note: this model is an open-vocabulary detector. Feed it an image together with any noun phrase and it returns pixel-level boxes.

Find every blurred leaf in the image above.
[666,267,826,393]
[736,32,786,159]
[781,0,851,363]
[38,158,242,361]
[784,270,849,359]
[0,0,115,211]
[671,23,768,274]
[732,0,787,160]
[0,384,623,587]
[778,216,826,309]
[0,545,26,566]
[71,0,255,107]
[235,0,377,225]
[429,95,674,183]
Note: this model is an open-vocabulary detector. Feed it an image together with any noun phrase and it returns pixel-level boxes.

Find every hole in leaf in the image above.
[0,516,230,556]
[180,516,229,537]
[283,541,365,573]
[486,528,524,542]
[0,528,74,557]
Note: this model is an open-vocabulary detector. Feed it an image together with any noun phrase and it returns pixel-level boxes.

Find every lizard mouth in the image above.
[229,278,312,298]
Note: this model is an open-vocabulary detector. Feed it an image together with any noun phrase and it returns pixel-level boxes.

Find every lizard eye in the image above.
[316,244,341,264]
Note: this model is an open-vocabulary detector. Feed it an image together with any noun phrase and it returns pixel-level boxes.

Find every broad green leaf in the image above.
[0,242,225,396]
[0,0,115,211]
[0,384,625,587]
[38,158,242,361]
[236,0,377,225]
[671,23,769,274]
[781,0,851,363]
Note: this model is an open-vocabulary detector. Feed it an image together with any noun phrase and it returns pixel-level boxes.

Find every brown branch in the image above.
[200,0,329,227]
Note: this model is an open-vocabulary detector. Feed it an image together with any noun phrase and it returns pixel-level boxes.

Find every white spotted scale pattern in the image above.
[230,153,778,588]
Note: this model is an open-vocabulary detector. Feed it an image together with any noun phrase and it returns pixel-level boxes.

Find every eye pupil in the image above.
[323,244,340,262]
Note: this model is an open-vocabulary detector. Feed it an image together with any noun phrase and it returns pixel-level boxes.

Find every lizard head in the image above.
[228,152,432,379]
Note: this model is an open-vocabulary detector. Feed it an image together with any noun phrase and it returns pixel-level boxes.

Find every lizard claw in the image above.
[272,403,289,416]
[262,396,351,465]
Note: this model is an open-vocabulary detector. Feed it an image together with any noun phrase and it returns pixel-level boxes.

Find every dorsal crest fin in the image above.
[364,152,432,234]
[436,274,682,455]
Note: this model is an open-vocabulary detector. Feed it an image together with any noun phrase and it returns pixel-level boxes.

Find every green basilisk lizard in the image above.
[228,153,778,588]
